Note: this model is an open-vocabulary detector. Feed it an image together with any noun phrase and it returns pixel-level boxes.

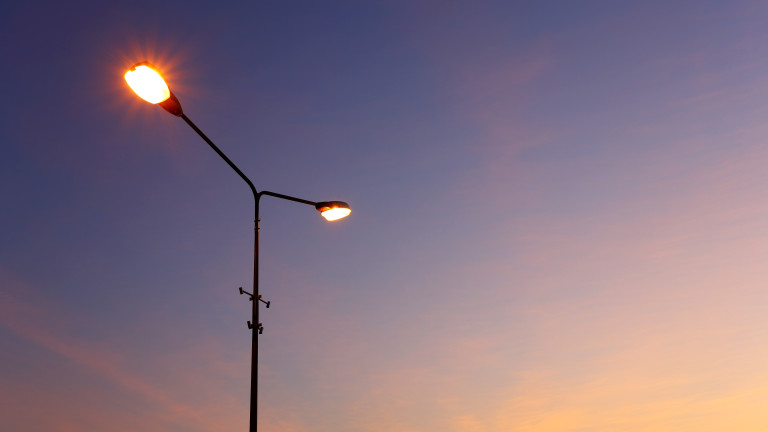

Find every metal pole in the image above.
[251,196,260,432]
[178,114,322,432]
[179,113,260,432]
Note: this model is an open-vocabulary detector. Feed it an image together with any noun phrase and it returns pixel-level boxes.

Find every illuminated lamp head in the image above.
[124,62,183,116]
[315,201,351,221]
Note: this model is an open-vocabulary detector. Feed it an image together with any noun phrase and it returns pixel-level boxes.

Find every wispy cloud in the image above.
[0,270,246,431]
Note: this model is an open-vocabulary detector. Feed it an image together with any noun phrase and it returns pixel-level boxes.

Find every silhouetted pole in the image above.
[125,62,351,432]
[181,114,261,432]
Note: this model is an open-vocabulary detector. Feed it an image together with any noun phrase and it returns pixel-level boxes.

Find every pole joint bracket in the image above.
[247,321,264,334]
[238,287,270,308]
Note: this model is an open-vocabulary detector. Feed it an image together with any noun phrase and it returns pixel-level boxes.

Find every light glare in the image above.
[321,207,351,221]
[125,65,171,104]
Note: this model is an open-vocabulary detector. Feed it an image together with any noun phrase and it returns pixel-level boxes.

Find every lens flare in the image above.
[124,64,171,104]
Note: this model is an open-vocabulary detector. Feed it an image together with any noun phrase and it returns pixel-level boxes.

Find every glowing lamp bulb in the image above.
[321,207,351,221]
[125,64,171,104]
[315,201,351,222]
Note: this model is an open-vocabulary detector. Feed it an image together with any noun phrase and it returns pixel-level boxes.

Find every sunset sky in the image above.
[3,1,768,431]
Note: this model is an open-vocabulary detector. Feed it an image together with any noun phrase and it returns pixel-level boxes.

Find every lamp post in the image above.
[124,62,351,432]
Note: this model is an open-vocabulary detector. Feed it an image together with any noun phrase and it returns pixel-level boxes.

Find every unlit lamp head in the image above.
[125,62,183,116]
[315,201,351,221]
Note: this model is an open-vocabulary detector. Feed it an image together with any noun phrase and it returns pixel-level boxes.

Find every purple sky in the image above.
[3,1,768,431]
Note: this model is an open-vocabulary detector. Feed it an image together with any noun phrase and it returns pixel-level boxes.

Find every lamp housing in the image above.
[125,62,183,116]
[315,201,351,221]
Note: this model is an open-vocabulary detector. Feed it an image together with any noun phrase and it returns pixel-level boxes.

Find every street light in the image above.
[124,61,350,432]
